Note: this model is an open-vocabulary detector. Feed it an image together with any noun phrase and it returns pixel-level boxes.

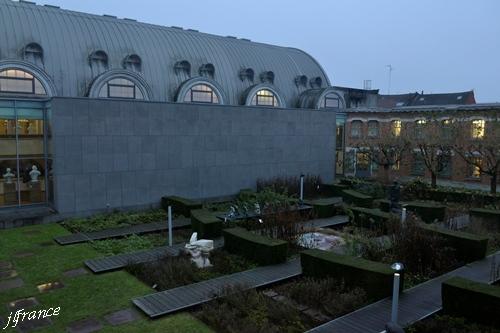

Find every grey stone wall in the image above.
[49,97,336,215]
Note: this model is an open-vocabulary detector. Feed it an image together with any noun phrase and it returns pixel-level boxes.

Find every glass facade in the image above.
[0,100,49,207]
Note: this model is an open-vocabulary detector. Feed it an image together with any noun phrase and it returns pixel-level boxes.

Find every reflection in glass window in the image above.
[322,93,341,108]
[367,120,379,138]
[98,78,143,99]
[250,89,279,107]
[0,69,46,95]
[471,119,485,139]
[183,84,219,104]
[391,120,402,137]
[351,120,362,138]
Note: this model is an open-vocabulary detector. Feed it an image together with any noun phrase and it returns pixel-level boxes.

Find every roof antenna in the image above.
[386,65,393,94]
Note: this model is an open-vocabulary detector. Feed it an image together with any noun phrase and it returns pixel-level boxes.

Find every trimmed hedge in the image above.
[304,197,342,218]
[418,224,488,262]
[341,189,374,208]
[161,195,202,217]
[375,199,391,213]
[191,209,223,239]
[442,277,500,327]
[321,183,349,197]
[223,227,288,265]
[350,206,393,232]
[404,201,446,223]
[301,249,403,300]
[470,208,500,229]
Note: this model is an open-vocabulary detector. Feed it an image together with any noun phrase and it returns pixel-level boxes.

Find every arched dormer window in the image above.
[89,50,109,73]
[23,43,43,67]
[320,92,342,108]
[174,60,191,76]
[0,68,46,95]
[199,63,215,78]
[88,70,152,100]
[244,84,284,108]
[176,78,225,104]
[123,54,141,72]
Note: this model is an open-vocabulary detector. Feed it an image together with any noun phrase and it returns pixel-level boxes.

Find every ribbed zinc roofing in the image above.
[0,0,331,107]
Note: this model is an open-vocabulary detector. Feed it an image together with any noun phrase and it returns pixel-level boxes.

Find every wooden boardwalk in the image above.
[133,259,302,318]
[54,218,191,245]
[85,237,225,273]
[306,251,500,333]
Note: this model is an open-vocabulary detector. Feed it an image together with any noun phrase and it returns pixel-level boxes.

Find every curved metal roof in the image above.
[0,0,330,107]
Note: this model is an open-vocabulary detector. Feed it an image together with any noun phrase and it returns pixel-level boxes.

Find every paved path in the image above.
[306,251,500,333]
[54,219,191,245]
[133,259,302,318]
[85,238,224,273]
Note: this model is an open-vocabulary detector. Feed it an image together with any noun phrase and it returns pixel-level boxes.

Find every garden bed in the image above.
[407,314,500,333]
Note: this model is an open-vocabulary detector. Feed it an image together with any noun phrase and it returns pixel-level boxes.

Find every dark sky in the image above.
[34,0,500,102]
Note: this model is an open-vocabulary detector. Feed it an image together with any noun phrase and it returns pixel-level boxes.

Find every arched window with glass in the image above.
[98,78,144,100]
[250,89,280,107]
[321,92,342,108]
[0,69,47,95]
[183,84,220,104]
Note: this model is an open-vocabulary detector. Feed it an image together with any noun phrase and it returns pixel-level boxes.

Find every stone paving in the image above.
[0,277,24,292]
[17,317,52,333]
[66,317,103,333]
[104,308,142,326]
[13,251,35,258]
[7,297,39,311]
[63,268,89,278]
[37,281,64,293]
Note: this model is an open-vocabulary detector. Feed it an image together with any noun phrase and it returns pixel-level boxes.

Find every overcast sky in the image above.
[34,0,500,102]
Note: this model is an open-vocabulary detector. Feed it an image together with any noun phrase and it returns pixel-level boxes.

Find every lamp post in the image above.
[299,174,304,204]
[390,262,404,324]
[168,206,173,247]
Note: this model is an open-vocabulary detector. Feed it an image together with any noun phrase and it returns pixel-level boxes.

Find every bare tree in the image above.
[451,113,500,194]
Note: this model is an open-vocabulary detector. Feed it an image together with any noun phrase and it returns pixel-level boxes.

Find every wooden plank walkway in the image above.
[306,251,500,333]
[85,237,224,273]
[133,258,302,318]
[54,218,191,245]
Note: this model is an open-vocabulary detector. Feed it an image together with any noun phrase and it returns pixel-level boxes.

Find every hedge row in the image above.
[341,189,374,208]
[418,224,488,262]
[161,195,202,217]
[321,183,350,197]
[470,208,500,229]
[350,206,394,232]
[414,188,499,206]
[222,227,288,265]
[375,199,391,212]
[442,277,500,327]
[304,197,342,218]
[300,249,403,300]
[404,201,446,223]
[190,209,223,239]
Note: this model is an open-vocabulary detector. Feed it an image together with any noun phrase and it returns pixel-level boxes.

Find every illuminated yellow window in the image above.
[391,120,401,137]
[471,119,485,139]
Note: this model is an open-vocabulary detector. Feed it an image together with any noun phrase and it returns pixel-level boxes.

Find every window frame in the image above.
[350,120,363,139]
[391,119,402,137]
[367,120,379,138]
[185,84,219,104]
[0,69,46,95]
[471,119,485,139]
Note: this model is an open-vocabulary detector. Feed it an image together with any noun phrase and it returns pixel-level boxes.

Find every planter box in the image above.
[304,197,342,218]
[161,195,202,217]
[341,189,374,208]
[191,209,223,239]
[404,201,446,223]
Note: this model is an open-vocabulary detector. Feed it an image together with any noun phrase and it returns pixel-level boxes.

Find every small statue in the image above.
[3,168,15,184]
[227,206,236,219]
[29,165,41,182]
[185,233,214,268]
[254,203,261,215]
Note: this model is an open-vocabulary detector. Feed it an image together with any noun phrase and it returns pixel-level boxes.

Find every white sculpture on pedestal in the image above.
[29,165,41,182]
[185,232,214,268]
[3,168,15,184]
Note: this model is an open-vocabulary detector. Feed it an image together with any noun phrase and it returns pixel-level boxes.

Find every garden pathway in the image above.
[132,258,302,318]
[306,251,500,333]
[54,218,191,245]
[85,237,225,273]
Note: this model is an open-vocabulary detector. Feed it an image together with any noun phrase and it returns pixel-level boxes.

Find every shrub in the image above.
[256,174,322,199]
[161,195,202,217]
[300,249,400,300]
[223,227,288,265]
[350,206,394,233]
[407,315,500,333]
[341,189,374,208]
[281,277,367,318]
[320,183,349,197]
[404,201,446,223]
[191,209,223,238]
[303,197,341,218]
[442,277,500,327]
[198,285,305,333]
[470,208,500,230]
[418,223,488,262]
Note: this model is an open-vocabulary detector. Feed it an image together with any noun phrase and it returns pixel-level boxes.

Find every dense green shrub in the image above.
[161,195,202,217]
[374,199,391,212]
[198,286,306,333]
[407,315,500,333]
[304,197,341,218]
[470,208,500,230]
[350,206,393,232]
[61,209,166,233]
[405,201,446,223]
[341,189,374,208]
[191,209,223,238]
[223,227,288,265]
[418,224,488,262]
[442,277,500,327]
[256,174,322,198]
[300,249,401,300]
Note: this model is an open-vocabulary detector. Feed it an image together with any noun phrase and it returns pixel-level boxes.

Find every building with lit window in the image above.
[0,0,344,219]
